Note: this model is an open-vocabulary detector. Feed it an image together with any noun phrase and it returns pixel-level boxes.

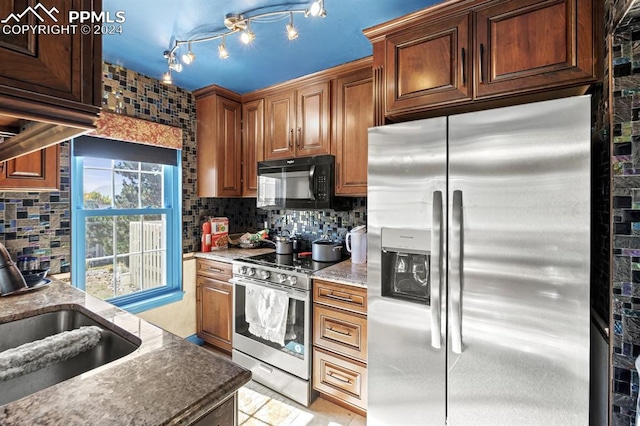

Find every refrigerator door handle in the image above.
[451,190,463,354]
[431,191,443,349]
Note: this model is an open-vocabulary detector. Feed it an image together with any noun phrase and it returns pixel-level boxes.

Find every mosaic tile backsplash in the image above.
[612,17,640,426]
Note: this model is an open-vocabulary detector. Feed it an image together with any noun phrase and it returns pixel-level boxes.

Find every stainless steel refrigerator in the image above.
[367,96,590,425]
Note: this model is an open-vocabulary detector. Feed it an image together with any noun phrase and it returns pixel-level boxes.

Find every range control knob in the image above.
[260,270,271,280]
[288,276,298,285]
[247,268,256,277]
[239,266,247,275]
[277,273,287,283]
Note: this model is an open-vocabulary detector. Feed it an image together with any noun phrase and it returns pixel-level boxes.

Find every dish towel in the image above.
[245,284,289,346]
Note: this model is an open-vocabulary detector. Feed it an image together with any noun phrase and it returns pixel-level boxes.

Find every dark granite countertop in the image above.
[0,280,251,425]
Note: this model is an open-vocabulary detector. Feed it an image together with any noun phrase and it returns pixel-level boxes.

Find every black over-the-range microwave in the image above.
[256,154,351,211]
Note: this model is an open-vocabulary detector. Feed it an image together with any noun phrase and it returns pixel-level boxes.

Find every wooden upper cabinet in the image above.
[385,13,471,114]
[365,0,598,120]
[195,86,242,197]
[242,99,264,197]
[0,144,59,191]
[0,0,100,105]
[334,67,372,196]
[265,91,295,160]
[475,0,596,98]
[296,81,331,157]
[264,81,331,160]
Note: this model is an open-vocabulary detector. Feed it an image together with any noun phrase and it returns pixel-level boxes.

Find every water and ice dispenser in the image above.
[381,228,431,305]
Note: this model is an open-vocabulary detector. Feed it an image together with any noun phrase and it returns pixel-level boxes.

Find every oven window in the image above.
[235,283,307,360]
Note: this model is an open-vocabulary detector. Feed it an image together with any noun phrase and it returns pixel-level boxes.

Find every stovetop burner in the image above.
[241,252,341,274]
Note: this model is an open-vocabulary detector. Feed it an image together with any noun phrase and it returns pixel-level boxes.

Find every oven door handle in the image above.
[229,277,309,301]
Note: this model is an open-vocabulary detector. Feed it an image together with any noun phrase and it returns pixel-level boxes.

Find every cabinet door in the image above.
[475,0,595,98]
[0,0,100,104]
[385,13,471,114]
[196,94,241,197]
[334,69,372,196]
[242,99,264,197]
[265,91,295,160]
[197,275,233,352]
[0,144,59,190]
[296,81,331,157]
[216,96,242,196]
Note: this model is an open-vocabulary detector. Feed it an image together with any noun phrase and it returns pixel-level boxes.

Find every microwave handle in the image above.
[308,165,316,200]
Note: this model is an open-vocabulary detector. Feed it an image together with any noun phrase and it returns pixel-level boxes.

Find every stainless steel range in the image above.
[230,252,338,406]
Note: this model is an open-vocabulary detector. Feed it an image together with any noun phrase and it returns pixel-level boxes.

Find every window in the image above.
[71,136,183,313]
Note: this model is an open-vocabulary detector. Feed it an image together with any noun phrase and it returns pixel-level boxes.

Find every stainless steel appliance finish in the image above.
[367,96,591,425]
[231,253,335,406]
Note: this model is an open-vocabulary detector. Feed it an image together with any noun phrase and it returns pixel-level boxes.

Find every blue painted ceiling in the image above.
[102,0,439,93]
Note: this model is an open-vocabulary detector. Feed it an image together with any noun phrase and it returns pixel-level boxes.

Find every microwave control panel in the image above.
[316,170,328,201]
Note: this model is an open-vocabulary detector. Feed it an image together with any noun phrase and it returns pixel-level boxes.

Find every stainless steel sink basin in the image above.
[0,307,141,405]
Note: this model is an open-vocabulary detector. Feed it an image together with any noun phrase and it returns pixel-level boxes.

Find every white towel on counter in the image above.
[245,283,289,346]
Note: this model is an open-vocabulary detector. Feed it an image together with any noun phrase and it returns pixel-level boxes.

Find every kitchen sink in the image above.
[0,307,141,406]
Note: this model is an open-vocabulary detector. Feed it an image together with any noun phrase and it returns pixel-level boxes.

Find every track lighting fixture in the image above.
[286,12,298,40]
[182,41,195,65]
[218,35,229,59]
[162,1,328,84]
[240,21,255,45]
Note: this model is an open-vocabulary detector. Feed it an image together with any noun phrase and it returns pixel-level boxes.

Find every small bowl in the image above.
[20,269,49,286]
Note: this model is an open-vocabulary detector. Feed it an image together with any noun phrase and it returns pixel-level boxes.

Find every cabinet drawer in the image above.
[313,347,367,411]
[313,280,367,314]
[197,258,232,280]
[314,305,367,362]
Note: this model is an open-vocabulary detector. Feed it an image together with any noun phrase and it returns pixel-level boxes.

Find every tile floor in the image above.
[238,380,366,426]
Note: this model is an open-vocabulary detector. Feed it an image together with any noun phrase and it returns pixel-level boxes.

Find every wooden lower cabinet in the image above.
[196,259,233,353]
[0,144,59,191]
[313,347,367,411]
[312,279,367,414]
[191,393,237,426]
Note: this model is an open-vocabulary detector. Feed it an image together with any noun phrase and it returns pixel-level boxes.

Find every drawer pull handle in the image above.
[328,371,352,384]
[258,364,273,374]
[327,327,352,337]
[206,267,223,273]
[326,292,353,303]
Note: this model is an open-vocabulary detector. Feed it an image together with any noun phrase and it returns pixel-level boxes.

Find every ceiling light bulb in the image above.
[162,71,172,84]
[182,41,195,64]
[182,51,195,65]
[287,13,298,40]
[241,29,255,44]
[218,43,229,59]
[307,0,325,17]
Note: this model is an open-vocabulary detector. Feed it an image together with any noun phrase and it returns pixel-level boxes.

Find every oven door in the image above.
[230,276,311,380]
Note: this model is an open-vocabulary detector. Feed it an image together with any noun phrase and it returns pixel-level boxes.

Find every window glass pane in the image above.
[141,173,163,208]
[86,258,117,300]
[83,169,113,209]
[86,216,114,257]
[141,162,162,172]
[115,255,139,297]
[116,215,141,254]
[84,157,112,168]
[114,171,139,208]
[142,252,166,290]
[114,160,138,171]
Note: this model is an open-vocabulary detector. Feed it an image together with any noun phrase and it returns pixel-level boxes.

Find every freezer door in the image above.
[367,117,447,425]
[447,96,591,425]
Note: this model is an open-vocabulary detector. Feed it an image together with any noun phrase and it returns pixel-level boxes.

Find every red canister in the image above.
[201,221,212,252]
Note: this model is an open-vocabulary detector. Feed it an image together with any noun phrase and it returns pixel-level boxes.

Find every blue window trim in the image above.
[71,140,183,313]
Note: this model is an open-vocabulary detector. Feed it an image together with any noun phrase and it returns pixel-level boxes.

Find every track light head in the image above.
[286,13,298,40]
[162,71,172,84]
